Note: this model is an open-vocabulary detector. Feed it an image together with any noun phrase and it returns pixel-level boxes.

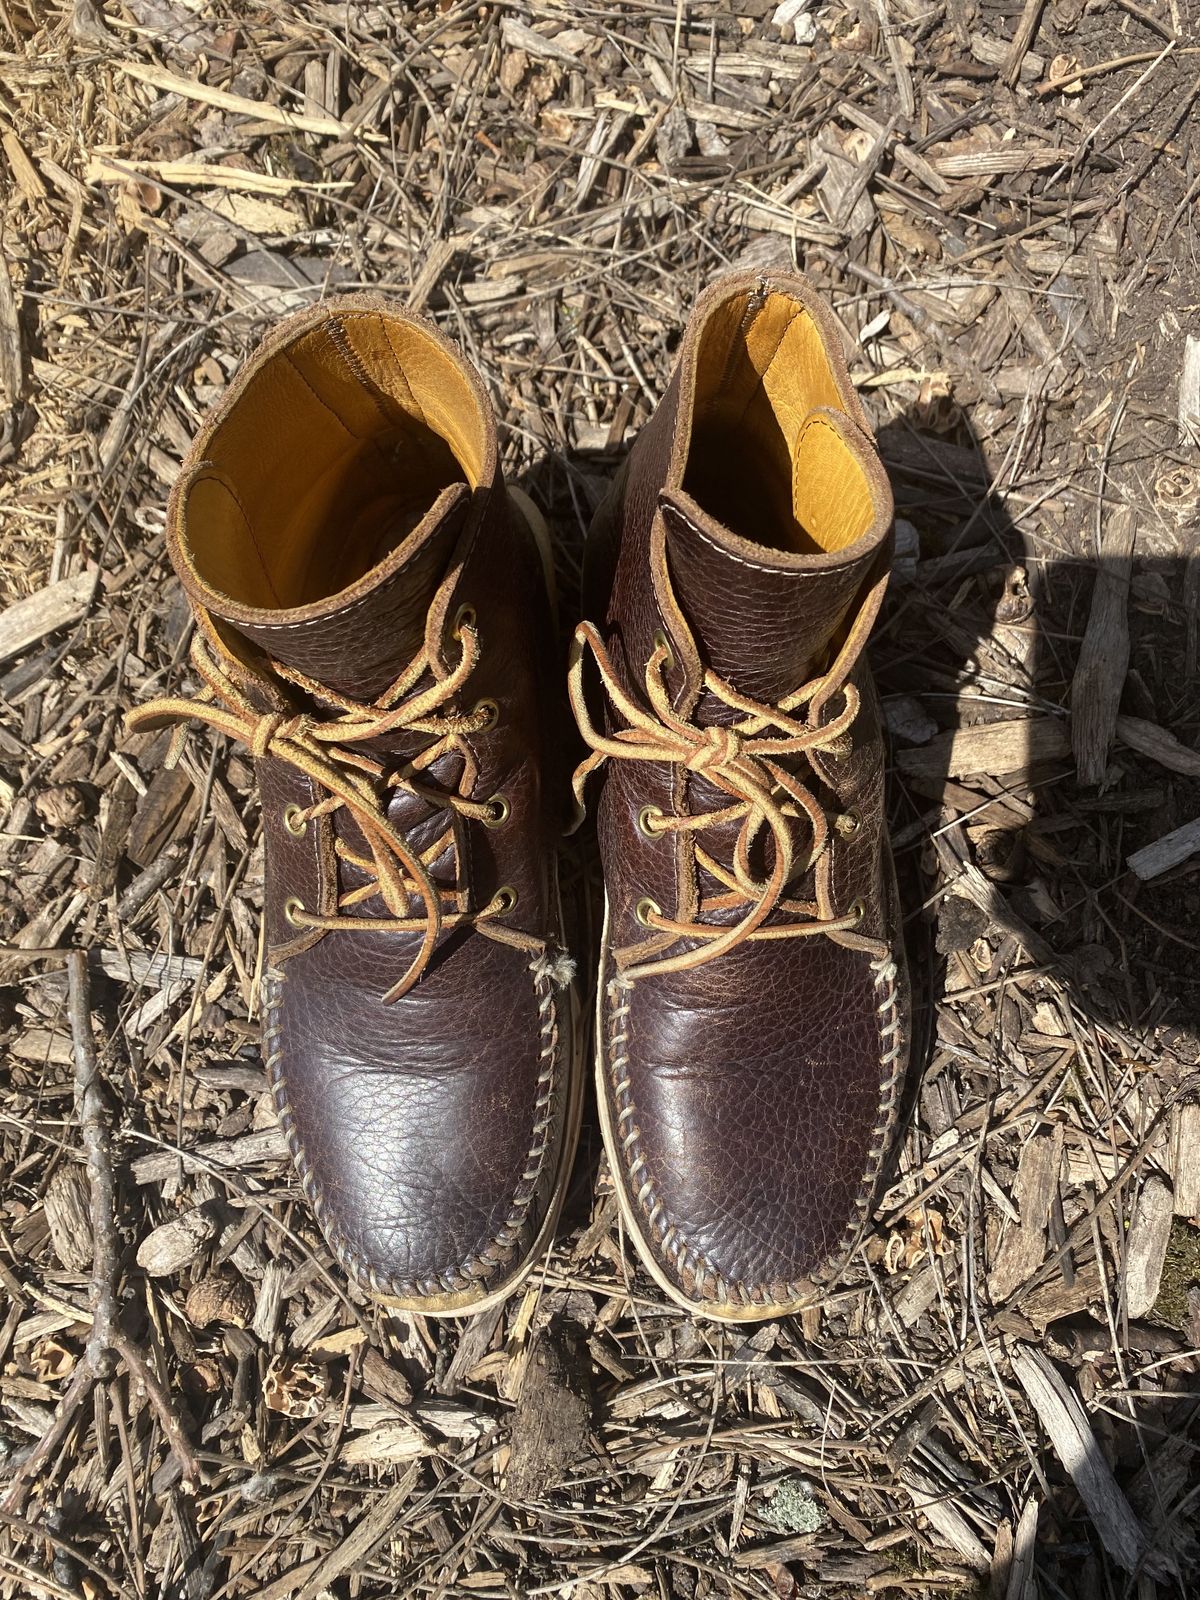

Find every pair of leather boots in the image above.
[130,271,909,1322]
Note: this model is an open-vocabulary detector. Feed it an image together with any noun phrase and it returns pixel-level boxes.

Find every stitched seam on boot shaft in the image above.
[669,494,869,579]
[607,954,905,1308]
[263,962,561,1300]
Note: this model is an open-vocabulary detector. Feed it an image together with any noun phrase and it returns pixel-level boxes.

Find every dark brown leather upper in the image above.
[155,299,575,1306]
[578,270,910,1314]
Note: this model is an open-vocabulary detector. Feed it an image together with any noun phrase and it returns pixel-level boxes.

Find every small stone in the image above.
[695,121,731,159]
[883,694,937,746]
[137,1205,219,1277]
[892,518,919,584]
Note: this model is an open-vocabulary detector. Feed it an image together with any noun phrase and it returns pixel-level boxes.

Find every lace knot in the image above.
[568,617,881,981]
[687,724,742,773]
[251,711,310,758]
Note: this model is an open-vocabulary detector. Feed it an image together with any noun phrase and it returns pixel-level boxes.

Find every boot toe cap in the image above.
[264,937,570,1308]
[604,942,905,1315]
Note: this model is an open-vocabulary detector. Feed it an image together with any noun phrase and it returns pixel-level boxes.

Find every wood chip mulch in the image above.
[1,2,1200,1597]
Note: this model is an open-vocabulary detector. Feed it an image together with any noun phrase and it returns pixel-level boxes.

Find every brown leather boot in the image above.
[129,298,581,1315]
[569,271,909,1321]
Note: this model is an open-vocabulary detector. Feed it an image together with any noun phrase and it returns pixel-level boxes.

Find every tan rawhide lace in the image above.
[569,620,887,982]
[127,588,541,1002]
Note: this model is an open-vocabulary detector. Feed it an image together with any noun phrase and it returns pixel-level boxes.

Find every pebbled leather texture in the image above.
[162,297,577,1309]
[581,269,911,1315]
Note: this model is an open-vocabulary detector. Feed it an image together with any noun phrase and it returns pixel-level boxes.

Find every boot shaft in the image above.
[595,270,894,710]
[166,297,503,699]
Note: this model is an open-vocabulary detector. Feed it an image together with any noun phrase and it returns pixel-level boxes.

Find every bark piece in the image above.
[1180,333,1200,446]
[359,1347,415,1410]
[895,1266,940,1328]
[251,1260,289,1343]
[1005,1496,1040,1600]
[1003,0,1046,85]
[506,1331,593,1501]
[127,765,199,869]
[289,1469,418,1599]
[1010,1344,1169,1579]
[44,1165,92,1273]
[1123,1176,1174,1319]
[184,1271,254,1329]
[1009,1257,1102,1331]
[1115,714,1200,779]
[817,136,877,238]
[0,571,95,665]
[131,1128,288,1184]
[136,1205,219,1277]
[1127,815,1200,881]
[0,244,22,408]
[342,1421,428,1464]
[1070,506,1136,785]
[898,717,1070,781]
[901,1465,990,1571]
[734,1534,820,1568]
[1170,1103,1200,1216]
[989,1128,1063,1300]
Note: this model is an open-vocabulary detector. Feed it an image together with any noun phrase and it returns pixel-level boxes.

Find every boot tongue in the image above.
[197,481,471,702]
[662,487,880,709]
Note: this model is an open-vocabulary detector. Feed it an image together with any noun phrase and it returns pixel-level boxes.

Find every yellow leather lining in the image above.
[685,289,871,555]
[184,311,484,609]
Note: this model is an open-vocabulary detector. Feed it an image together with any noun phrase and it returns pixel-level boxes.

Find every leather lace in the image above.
[569,619,886,981]
[127,588,541,1002]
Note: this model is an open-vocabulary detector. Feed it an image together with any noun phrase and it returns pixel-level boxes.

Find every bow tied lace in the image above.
[127,597,541,1002]
[568,618,880,981]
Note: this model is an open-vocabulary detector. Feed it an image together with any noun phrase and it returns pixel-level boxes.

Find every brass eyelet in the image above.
[652,629,675,671]
[849,897,866,925]
[284,895,305,928]
[283,803,308,838]
[483,793,510,828]
[474,698,499,731]
[635,896,661,929]
[835,810,861,838]
[637,804,664,839]
[453,603,477,639]
[494,885,518,914]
